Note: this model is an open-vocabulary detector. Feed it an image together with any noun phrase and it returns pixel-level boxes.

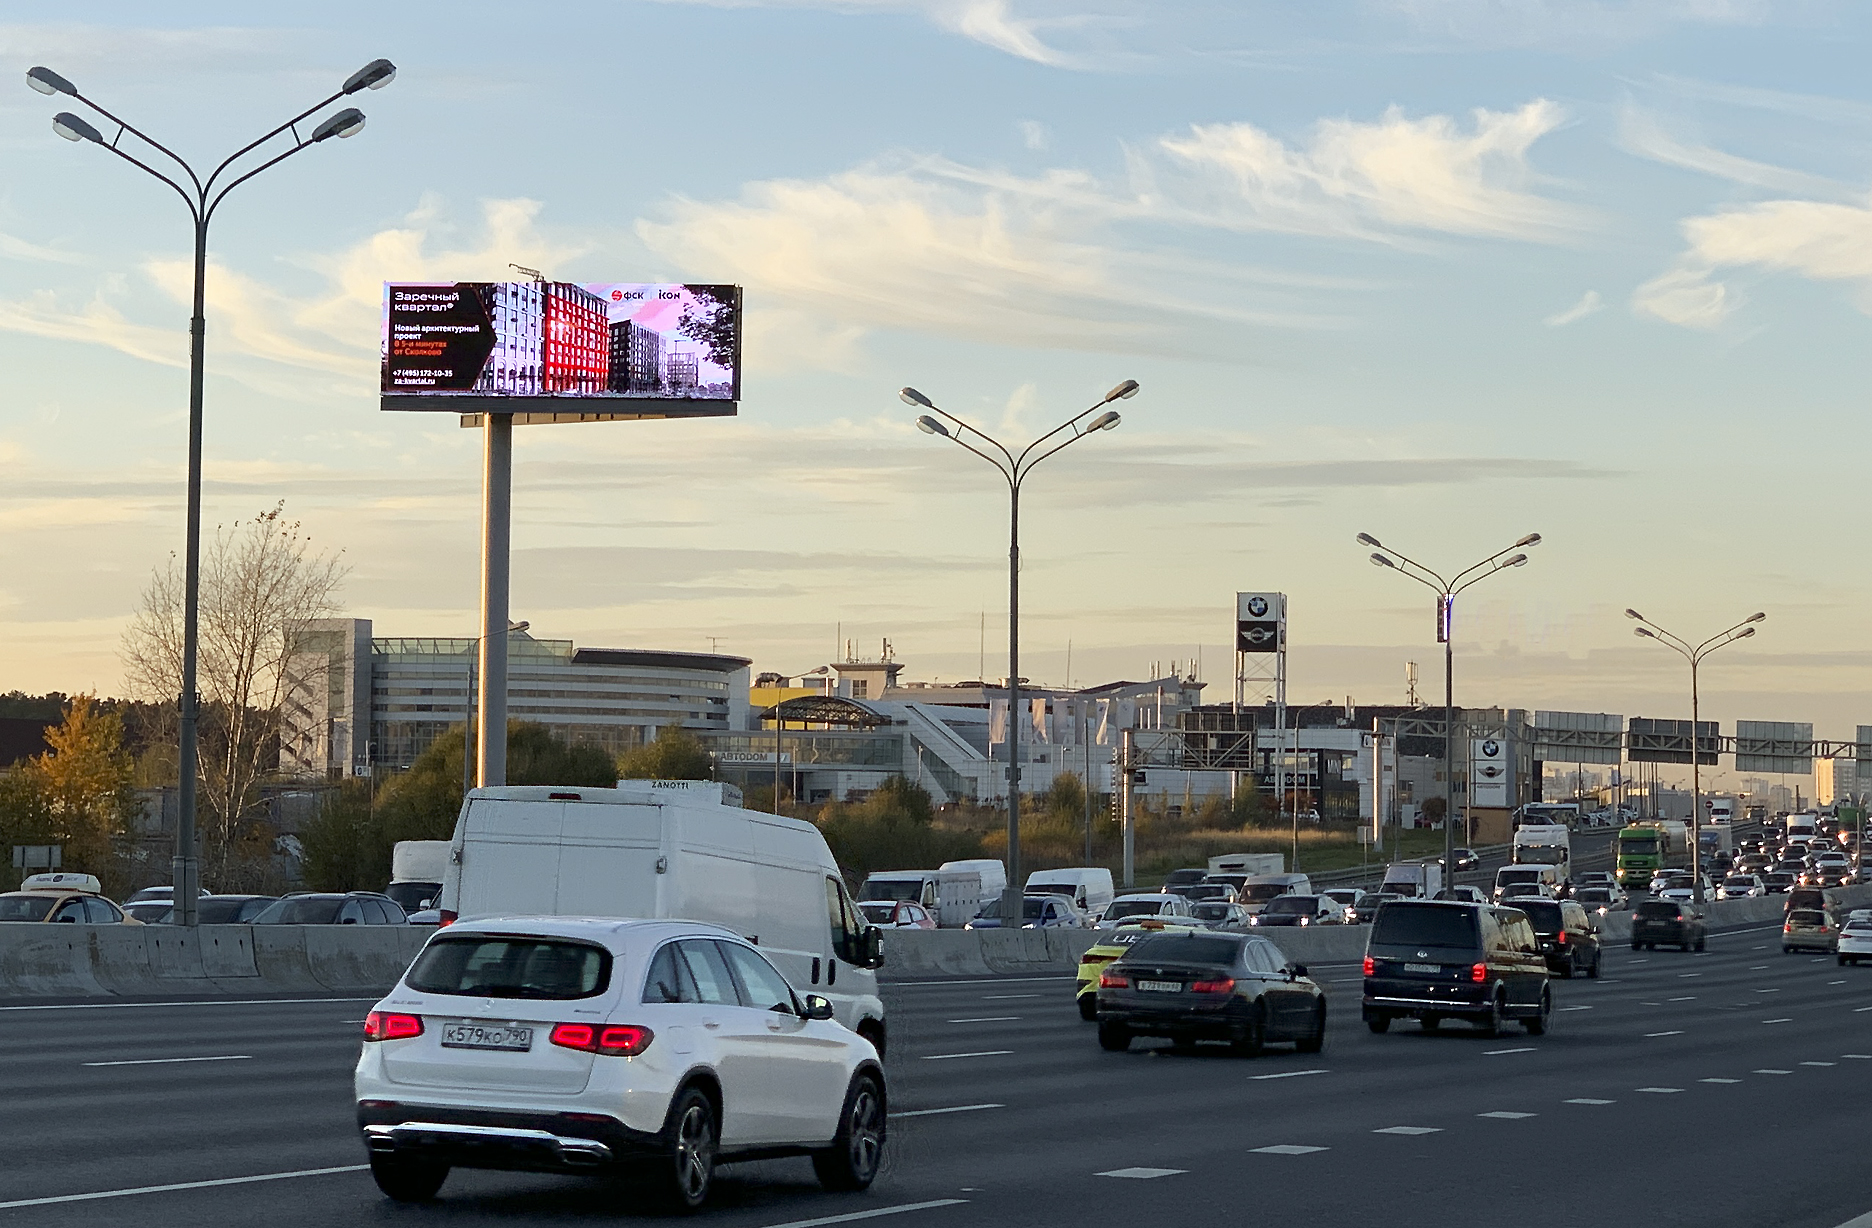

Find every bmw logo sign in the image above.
[1247,596,1269,617]
[1481,739,1500,758]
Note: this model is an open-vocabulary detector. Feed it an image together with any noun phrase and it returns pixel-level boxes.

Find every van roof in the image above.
[438,915,744,951]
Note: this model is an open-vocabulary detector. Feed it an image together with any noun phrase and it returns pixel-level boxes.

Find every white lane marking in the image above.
[1558,1006,1593,1012]
[0,1165,368,1209]
[1097,1167,1185,1178]
[946,1017,1020,1024]
[980,994,1040,1000]
[920,1051,1013,1061]
[1668,996,1696,1002]
[1752,945,1767,950]
[1843,1054,1872,1060]
[82,1055,253,1068]
[1645,1031,1685,1038]
[1678,973,1700,978]
[1750,965,1770,970]
[757,1198,971,1228]
[1250,1069,1327,1081]
[1855,1007,1872,1013]
[1700,1078,1742,1084]
[1373,1126,1442,1135]
[1802,1061,1837,1067]
[1829,981,1848,986]
[1565,1098,1615,1105]
[1762,1018,1794,1025]
[1478,1111,1536,1119]
[1484,1047,1535,1055]
[892,1104,1003,1119]
[0,997,376,1013]
[1636,1087,1684,1093]
[1629,959,1650,964]
[1250,1145,1328,1155]
[1754,1069,1792,1075]
[1756,988,1781,993]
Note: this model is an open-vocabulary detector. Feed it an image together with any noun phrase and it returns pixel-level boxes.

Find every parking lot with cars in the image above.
[7,910,1872,1228]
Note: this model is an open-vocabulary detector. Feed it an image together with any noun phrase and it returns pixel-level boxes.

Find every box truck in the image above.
[385,840,451,914]
[1380,862,1444,899]
[858,867,985,927]
[436,780,887,1054]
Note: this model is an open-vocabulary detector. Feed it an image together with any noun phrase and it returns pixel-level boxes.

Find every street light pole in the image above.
[905,380,1137,919]
[29,59,394,926]
[1625,608,1765,905]
[764,665,828,814]
[1355,531,1541,894]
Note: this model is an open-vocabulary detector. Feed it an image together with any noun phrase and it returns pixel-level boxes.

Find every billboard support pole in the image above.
[477,413,512,788]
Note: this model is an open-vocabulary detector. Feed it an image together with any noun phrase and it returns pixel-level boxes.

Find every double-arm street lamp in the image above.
[1356,531,1541,889]
[1625,609,1764,905]
[28,58,395,926]
[905,380,1138,919]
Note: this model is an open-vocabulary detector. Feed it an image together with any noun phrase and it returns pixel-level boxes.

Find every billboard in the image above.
[1236,592,1285,654]
[1628,717,1719,765]
[1531,711,1624,765]
[1734,720,1813,774]
[380,282,740,416]
[1470,737,1510,808]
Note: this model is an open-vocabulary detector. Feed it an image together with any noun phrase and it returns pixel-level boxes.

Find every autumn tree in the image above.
[0,695,137,884]
[120,502,346,887]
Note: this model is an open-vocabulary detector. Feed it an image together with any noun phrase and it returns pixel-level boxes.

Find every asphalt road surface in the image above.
[4,919,1869,1228]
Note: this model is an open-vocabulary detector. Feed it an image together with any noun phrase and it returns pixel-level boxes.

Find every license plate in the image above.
[1403,963,1440,974]
[1137,979,1182,993]
[440,1022,534,1051]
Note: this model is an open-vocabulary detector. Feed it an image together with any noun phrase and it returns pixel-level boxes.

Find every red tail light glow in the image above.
[1556,931,1567,944]
[1190,978,1236,994]
[363,1011,423,1041]
[1362,956,1375,976]
[438,910,457,927]
[1099,972,1130,989]
[1470,963,1487,983]
[551,1022,654,1056]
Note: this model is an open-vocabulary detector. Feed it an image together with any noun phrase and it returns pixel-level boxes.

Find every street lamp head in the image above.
[1104,378,1140,402]
[1088,410,1121,432]
[899,386,934,410]
[1504,553,1528,567]
[1737,626,1756,639]
[1747,611,1766,624]
[915,415,950,437]
[1624,608,1644,621]
[310,108,366,141]
[1369,553,1395,569]
[1634,626,1654,639]
[1355,532,1381,548]
[51,111,101,143]
[1515,533,1542,548]
[27,66,75,97]
[507,620,530,633]
[343,58,397,94]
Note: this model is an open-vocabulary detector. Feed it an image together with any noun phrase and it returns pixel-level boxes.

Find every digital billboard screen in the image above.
[380,281,740,418]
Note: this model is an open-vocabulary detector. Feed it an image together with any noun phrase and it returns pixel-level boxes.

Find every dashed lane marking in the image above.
[1756,988,1781,993]
[1373,1126,1442,1135]
[1753,1069,1792,1075]
[1679,973,1700,978]
[1645,1031,1685,1038]
[946,1017,1020,1023]
[1250,1069,1328,1081]
[1636,1087,1685,1093]
[1843,1054,1872,1060]
[1762,1019,1794,1025]
[1829,981,1848,986]
[1700,1078,1742,1084]
[1565,1098,1615,1105]
[1802,1061,1837,1067]
[1478,1112,1536,1119]
[1558,1006,1593,1012]
[0,1166,369,1209]
[1749,966,1770,970]
[1250,1145,1328,1156]
[981,995,1039,1000]
[1096,1168,1185,1179]
[758,1200,971,1228]
[1855,1007,1872,1013]
[920,1051,1014,1061]
[1484,1047,1536,1056]
[1668,996,1696,1002]
[892,1105,1004,1118]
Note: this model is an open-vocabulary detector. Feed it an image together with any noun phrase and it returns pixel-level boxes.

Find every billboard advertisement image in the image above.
[380,281,740,417]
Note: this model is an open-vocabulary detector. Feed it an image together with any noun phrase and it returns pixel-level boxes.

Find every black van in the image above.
[1362,901,1551,1037]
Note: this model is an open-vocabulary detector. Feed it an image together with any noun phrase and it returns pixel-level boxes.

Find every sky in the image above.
[2,2,1871,791]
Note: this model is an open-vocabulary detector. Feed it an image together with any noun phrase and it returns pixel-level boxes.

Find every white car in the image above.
[1719,875,1764,900]
[355,917,886,1210]
[1839,917,1872,966]
[1097,893,1193,929]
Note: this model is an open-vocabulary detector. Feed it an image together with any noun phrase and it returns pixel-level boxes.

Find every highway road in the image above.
[4,918,1869,1228]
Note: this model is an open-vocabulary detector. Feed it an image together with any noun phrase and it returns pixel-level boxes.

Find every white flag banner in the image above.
[1031,698,1050,743]
[1095,699,1112,745]
[1118,699,1138,731]
[989,699,1008,744]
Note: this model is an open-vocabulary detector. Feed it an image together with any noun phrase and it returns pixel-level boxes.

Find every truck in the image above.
[1380,862,1443,899]
[1705,796,1738,826]
[385,840,451,914]
[1209,853,1285,877]
[1786,811,1820,844]
[858,867,985,928]
[1512,822,1572,885]
[1616,821,1686,888]
[1698,820,1734,861]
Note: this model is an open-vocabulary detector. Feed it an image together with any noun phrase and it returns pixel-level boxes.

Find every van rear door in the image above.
[459,798,564,917]
[556,800,662,917]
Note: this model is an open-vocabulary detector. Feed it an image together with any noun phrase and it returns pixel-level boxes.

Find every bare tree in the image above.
[122,502,346,887]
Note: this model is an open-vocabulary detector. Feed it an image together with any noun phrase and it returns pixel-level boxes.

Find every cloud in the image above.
[1545,290,1602,326]
[1616,107,1846,196]
[1381,0,1770,47]
[1632,266,1733,328]
[0,288,186,368]
[649,0,1094,66]
[1155,101,1580,242]
[1018,119,1050,150]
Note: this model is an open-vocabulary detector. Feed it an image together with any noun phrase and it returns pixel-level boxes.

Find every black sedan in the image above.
[1350,891,1403,924]
[1442,848,1482,873]
[1094,931,1325,1055]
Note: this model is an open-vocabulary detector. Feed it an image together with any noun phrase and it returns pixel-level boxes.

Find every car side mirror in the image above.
[801,993,835,1021]
[862,925,884,969]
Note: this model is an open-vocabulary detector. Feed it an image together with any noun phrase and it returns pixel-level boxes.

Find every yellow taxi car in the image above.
[0,873,139,924]
[1076,917,1206,1019]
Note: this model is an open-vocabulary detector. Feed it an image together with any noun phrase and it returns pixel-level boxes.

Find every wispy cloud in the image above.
[1639,194,1872,327]
[1617,106,1847,196]
[646,0,1111,66]
[1545,290,1602,326]
[1632,266,1733,328]
[1382,0,1771,47]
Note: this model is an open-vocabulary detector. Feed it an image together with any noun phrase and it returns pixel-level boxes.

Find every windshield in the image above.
[1514,846,1567,865]
[1105,899,1166,920]
[1190,903,1233,920]
[1241,883,1292,903]
[0,897,55,922]
[1184,884,1231,900]
[251,898,342,924]
[384,882,440,912]
[1724,878,1753,889]
[857,902,897,923]
[1620,836,1659,856]
[407,936,611,999]
[1028,883,1077,900]
[1126,934,1241,965]
[1637,901,1683,919]
[1576,889,1612,905]
[1262,896,1314,915]
[1496,869,1539,884]
[858,879,924,902]
[1370,905,1478,949]
[1788,910,1828,926]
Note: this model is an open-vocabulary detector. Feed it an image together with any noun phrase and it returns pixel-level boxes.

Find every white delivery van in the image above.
[1208,853,1285,877]
[858,867,983,928]
[436,781,887,1054]
[1380,862,1444,899]
[1023,867,1115,919]
[940,858,1008,902]
[385,840,451,914]
[1238,873,1313,914]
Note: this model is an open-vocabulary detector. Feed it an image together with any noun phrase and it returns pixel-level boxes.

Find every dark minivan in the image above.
[1362,901,1551,1037]
[1630,898,1706,951]
[1513,898,1602,978]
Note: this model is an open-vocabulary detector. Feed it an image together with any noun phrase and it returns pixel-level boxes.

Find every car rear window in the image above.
[1370,905,1478,949]
[1125,935,1241,965]
[1106,899,1166,919]
[1514,901,1563,930]
[1788,910,1828,926]
[252,897,342,924]
[407,936,612,999]
[1637,900,1683,919]
[1262,896,1313,915]
[1576,889,1612,904]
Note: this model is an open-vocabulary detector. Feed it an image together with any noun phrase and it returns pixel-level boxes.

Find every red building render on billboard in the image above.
[543,282,609,394]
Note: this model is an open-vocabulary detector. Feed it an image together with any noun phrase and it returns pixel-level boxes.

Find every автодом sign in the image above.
[380,281,740,416]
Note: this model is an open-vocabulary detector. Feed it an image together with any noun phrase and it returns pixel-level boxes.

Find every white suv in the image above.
[355,917,886,1211]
